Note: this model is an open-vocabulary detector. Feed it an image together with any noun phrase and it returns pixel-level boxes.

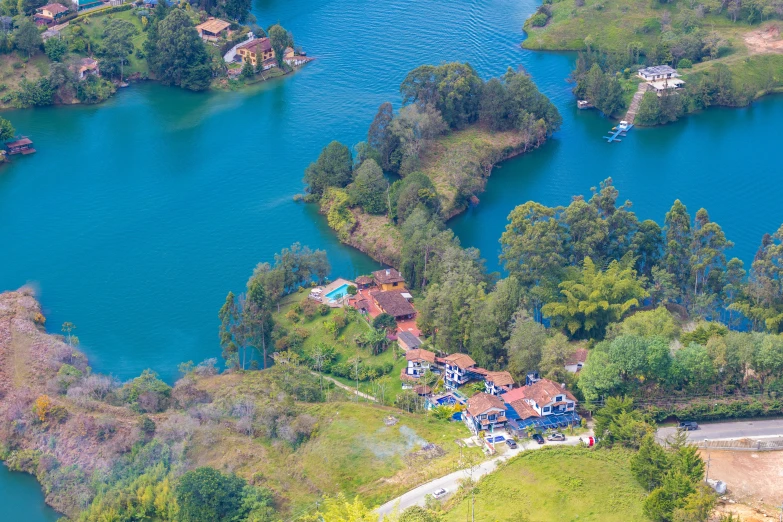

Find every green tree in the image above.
[175,468,247,522]
[400,62,483,128]
[102,19,136,82]
[267,24,291,67]
[44,37,67,62]
[303,140,353,197]
[631,434,671,491]
[372,312,397,332]
[542,256,648,339]
[14,18,41,57]
[367,102,399,171]
[636,91,662,125]
[664,200,693,300]
[152,9,212,91]
[349,158,388,214]
[0,116,15,141]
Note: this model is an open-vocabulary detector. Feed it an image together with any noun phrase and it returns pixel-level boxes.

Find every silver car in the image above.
[433,488,448,499]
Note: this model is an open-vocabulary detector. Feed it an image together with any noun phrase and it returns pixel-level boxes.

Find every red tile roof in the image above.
[405,348,436,364]
[466,392,506,417]
[502,378,576,408]
[237,37,271,53]
[355,275,373,285]
[485,371,514,387]
[372,268,405,285]
[442,353,475,369]
[565,347,588,366]
[38,3,68,15]
[371,290,416,318]
[509,399,539,420]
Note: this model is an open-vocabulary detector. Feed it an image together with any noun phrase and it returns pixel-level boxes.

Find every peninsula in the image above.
[0,0,310,110]
[523,0,783,124]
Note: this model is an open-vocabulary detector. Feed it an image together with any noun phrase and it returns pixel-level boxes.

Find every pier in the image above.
[604,121,633,143]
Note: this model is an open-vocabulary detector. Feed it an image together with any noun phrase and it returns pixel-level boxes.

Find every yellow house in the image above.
[236,37,276,70]
[372,268,406,291]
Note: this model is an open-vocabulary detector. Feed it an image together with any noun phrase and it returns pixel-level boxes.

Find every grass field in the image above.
[193,372,479,513]
[443,446,650,522]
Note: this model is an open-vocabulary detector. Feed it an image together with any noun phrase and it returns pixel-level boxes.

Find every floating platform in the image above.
[604,122,633,143]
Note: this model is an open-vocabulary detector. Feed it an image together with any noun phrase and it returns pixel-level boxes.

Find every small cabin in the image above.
[6,137,35,155]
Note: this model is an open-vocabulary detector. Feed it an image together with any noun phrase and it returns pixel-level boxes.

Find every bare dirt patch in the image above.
[699,449,783,513]
[744,24,783,54]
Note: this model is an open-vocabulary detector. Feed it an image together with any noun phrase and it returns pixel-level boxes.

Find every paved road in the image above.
[376,434,588,518]
[657,418,783,442]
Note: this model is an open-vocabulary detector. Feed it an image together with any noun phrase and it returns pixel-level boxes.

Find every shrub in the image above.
[530,13,549,26]
[318,304,331,316]
[301,298,319,319]
[119,369,171,413]
[678,58,693,69]
[285,309,300,323]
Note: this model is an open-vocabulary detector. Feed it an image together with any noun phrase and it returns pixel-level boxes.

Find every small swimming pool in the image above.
[325,283,350,301]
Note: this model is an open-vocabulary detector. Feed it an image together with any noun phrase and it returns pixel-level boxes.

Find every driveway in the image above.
[376,433,589,518]
[657,418,783,442]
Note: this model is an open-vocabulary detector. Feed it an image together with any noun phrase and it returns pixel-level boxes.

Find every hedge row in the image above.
[645,397,783,422]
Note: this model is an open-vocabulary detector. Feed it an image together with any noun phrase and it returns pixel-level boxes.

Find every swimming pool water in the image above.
[325,284,350,301]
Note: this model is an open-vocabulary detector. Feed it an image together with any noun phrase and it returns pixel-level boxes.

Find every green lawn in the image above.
[275,292,408,403]
[444,446,650,522]
[63,9,150,76]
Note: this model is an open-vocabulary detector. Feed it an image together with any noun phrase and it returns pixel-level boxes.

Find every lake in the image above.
[1,0,781,516]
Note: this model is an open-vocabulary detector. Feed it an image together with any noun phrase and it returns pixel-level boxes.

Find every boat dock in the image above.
[604,121,633,143]
[6,137,35,155]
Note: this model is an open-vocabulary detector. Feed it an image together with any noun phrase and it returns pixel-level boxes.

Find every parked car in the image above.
[678,421,699,431]
[547,432,566,441]
[506,439,518,449]
[433,488,448,499]
[532,433,545,444]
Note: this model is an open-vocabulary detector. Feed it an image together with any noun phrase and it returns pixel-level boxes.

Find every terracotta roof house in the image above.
[464,392,507,434]
[397,331,422,351]
[503,378,580,433]
[402,348,437,381]
[195,18,232,42]
[564,348,588,373]
[34,3,69,25]
[73,57,99,80]
[283,46,310,66]
[484,370,514,396]
[372,268,406,291]
[442,353,477,389]
[370,290,416,320]
[355,275,374,289]
[236,37,276,70]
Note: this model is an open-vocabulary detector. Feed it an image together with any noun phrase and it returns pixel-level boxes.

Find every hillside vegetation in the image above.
[0,289,479,519]
[444,446,650,522]
[523,0,783,122]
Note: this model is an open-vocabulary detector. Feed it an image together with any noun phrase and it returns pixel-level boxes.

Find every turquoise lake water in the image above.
[1,0,782,516]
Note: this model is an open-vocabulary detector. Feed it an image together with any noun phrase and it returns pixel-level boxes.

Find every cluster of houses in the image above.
[323,267,588,439]
[194,17,311,72]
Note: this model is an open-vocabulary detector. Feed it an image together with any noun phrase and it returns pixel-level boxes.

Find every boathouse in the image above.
[6,137,35,155]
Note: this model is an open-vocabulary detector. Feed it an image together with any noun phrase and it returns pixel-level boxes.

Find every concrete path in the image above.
[315,371,378,402]
[624,82,648,124]
[658,418,783,442]
[376,433,589,518]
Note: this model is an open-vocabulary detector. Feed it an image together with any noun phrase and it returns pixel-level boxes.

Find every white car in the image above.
[433,488,448,499]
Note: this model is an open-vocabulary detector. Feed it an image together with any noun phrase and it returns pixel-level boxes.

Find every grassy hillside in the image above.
[444,446,650,522]
[0,289,474,518]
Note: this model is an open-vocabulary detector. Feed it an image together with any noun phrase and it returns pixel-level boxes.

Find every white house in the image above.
[442,353,476,389]
[484,371,514,396]
[564,348,588,374]
[402,348,437,380]
[638,65,680,82]
[503,378,577,419]
[464,392,507,434]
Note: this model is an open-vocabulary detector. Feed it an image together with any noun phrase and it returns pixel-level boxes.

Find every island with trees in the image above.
[523,0,783,124]
[0,0,307,109]
[300,62,562,266]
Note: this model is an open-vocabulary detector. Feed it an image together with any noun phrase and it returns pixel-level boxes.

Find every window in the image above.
[488,414,496,421]
[543,406,550,413]
[556,396,562,402]
[480,414,487,420]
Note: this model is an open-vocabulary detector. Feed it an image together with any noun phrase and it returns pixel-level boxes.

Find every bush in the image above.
[678,58,693,69]
[44,38,68,62]
[318,303,331,316]
[530,12,549,26]
[285,309,300,323]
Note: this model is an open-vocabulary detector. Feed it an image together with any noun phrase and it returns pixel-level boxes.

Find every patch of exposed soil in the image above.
[699,449,783,513]
[744,24,783,54]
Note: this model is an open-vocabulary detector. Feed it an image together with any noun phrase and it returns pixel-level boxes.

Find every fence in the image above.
[694,438,783,451]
